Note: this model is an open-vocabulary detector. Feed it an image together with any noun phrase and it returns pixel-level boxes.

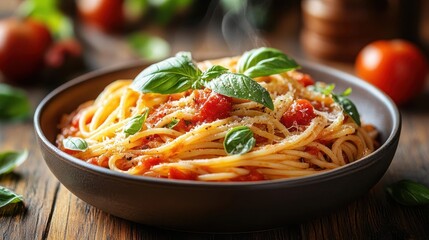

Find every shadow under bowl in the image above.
[34,60,401,232]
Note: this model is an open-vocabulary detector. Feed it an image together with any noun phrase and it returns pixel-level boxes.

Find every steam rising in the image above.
[220,1,267,54]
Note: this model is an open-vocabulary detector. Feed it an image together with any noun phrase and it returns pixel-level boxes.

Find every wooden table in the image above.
[2,10,429,240]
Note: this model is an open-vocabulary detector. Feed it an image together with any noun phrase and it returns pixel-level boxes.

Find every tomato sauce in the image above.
[168,167,197,180]
[140,135,163,149]
[232,167,265,181]
[305,146,320,156]
[86,155,109,168]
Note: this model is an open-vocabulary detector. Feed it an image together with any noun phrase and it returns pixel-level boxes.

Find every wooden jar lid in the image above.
[301,0,398,61]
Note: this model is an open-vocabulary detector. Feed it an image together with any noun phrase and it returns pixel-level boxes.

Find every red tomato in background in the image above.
[355,40,428,105]
[45,38,82,68]
[77,0,125,33]
[0,18,52,83]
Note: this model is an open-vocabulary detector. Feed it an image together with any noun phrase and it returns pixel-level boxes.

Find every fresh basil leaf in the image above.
[204,73,274,110]
[131,53,201,94]
[224,126,256,155]
[0,84,31,121]
[0,186,23,208]
[386,179,429,206]
[165,118,180,129]
[0,151,28,176]
[124,108,149,137]
[127,33,170,61]
[332,94,361,126]
[63,137,88,151]
[237,47,299,78]
[243,57,299,78]
[200,65,229,81]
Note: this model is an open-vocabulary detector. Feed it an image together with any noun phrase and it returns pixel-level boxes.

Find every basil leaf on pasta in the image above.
[0,186,23,208]
[237,47,299,78]
[124,108,149,137]
[224,126,256,155]
[130,48,307,110]
[200,65,229,81]
[204,73,274,110]
[131,52,202,94]
[63,137,88,151]
[333,93,361,126]
[0,150,28,175]
[386,179,429,206]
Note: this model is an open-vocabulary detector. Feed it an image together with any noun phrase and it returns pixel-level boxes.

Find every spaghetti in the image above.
[57,52,378,181]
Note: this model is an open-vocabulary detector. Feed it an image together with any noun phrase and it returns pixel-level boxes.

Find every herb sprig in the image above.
[123,108,150,137]
[236,47,299,78]
[313,83,361,126]
[131,47,300,110]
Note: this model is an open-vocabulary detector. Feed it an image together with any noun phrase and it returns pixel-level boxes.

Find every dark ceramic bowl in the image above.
[34,60,401,232]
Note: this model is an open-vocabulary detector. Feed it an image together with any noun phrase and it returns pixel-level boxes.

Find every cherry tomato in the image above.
[0,18,52,83]
[295,72,315,87]
[355,40,428,105]
[281,99,316,131]
[193,89,233,123]
[77,0,125,33]
[77,0,145,33]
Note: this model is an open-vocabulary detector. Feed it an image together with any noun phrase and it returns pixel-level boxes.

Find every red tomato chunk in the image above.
[281,99,316,131]
[147,89,232,132]
[295,73,315,87]
[193,89,232,123]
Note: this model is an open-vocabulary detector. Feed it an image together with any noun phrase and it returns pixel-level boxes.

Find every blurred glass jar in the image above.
[300,0,402,61]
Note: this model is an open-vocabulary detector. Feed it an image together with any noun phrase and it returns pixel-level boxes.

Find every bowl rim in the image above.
[34,60,401,189]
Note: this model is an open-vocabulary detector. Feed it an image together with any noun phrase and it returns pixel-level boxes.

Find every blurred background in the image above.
[0,0,428,88]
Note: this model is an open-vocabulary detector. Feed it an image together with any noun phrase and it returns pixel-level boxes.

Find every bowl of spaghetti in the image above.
[34,48,400,232]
